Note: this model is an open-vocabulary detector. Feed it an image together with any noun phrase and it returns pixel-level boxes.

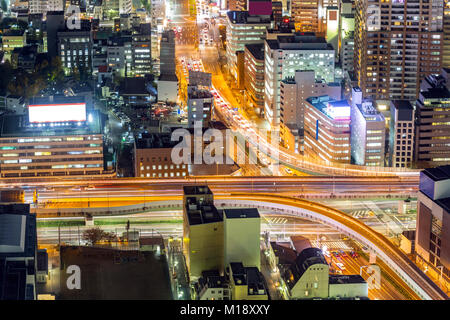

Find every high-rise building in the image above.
[354,0,444,101]
[226,11,272,80]
[244,43,265,116]
[414,70,450,168]
[444,0,450,68]
[280,70,341,141]
[415,165,450,280]
[304,96,351,163]
[389,100,415,168]
[160,29,176,76]
[132,32,152,77]
[338,0,355,74]
[290,0,320,33]
[264,33,335,125]
[350,87,386,166]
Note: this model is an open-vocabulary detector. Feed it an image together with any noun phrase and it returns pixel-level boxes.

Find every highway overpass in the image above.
[34,192,447,300]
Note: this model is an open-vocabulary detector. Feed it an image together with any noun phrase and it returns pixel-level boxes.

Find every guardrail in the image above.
[214,194,447,300]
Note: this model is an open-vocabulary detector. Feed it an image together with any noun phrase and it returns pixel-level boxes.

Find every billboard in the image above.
[28,103,87,123]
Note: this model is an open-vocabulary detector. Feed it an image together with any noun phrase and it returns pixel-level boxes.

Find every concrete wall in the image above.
[224,216,261,269]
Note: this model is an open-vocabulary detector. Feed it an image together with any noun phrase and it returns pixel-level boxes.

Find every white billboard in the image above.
[28,103,87,123]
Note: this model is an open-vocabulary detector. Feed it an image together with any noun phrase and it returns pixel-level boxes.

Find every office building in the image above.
[0,97,109,178]
[414,72,450,168]
[389,100,415,168]
[290,0,320,33]
[160,29,176,76]
[244,43,265,116]
[228,262,268,300]
[264,33,335,125]
[226,11,272,80]
[187,86,214,128]
[134,133,189,178]
[280,70,341,135]
[58,27,93,75]
[354,0,443,101]
[223,209,261,270]
[182,186,224,279]
[132,32,152,77]
[350,87,386,166]
[304,96,351,163]
[0,203,37,300]
[415,165,450,279]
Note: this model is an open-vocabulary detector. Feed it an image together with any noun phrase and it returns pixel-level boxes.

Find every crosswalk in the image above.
[349,210,372,218]
[266,217,288,224]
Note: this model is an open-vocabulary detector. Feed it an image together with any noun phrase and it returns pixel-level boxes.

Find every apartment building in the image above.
[354,0,443,101]
[389,100,415,168]
[415,71,450,168]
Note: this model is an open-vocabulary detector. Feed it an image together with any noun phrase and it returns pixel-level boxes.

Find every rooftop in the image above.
[0,109,102,138]
[183,186,213,196]
[306,96,351,122]
[329,274,366,285]
[223,208,260,219]
[245,43,265,61]
[0,204,35,259]
[227,11,271,24]
[391,100,414,111]
[421,165,450,182]
[285,247,328,290]
[266,34,333,51]
[135,132,178,149]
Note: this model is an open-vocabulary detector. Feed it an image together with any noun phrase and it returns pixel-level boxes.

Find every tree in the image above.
[82,227,117,245]
[82,227,106,246]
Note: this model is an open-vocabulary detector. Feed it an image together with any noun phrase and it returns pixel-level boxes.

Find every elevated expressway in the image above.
[34,190,447,300]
